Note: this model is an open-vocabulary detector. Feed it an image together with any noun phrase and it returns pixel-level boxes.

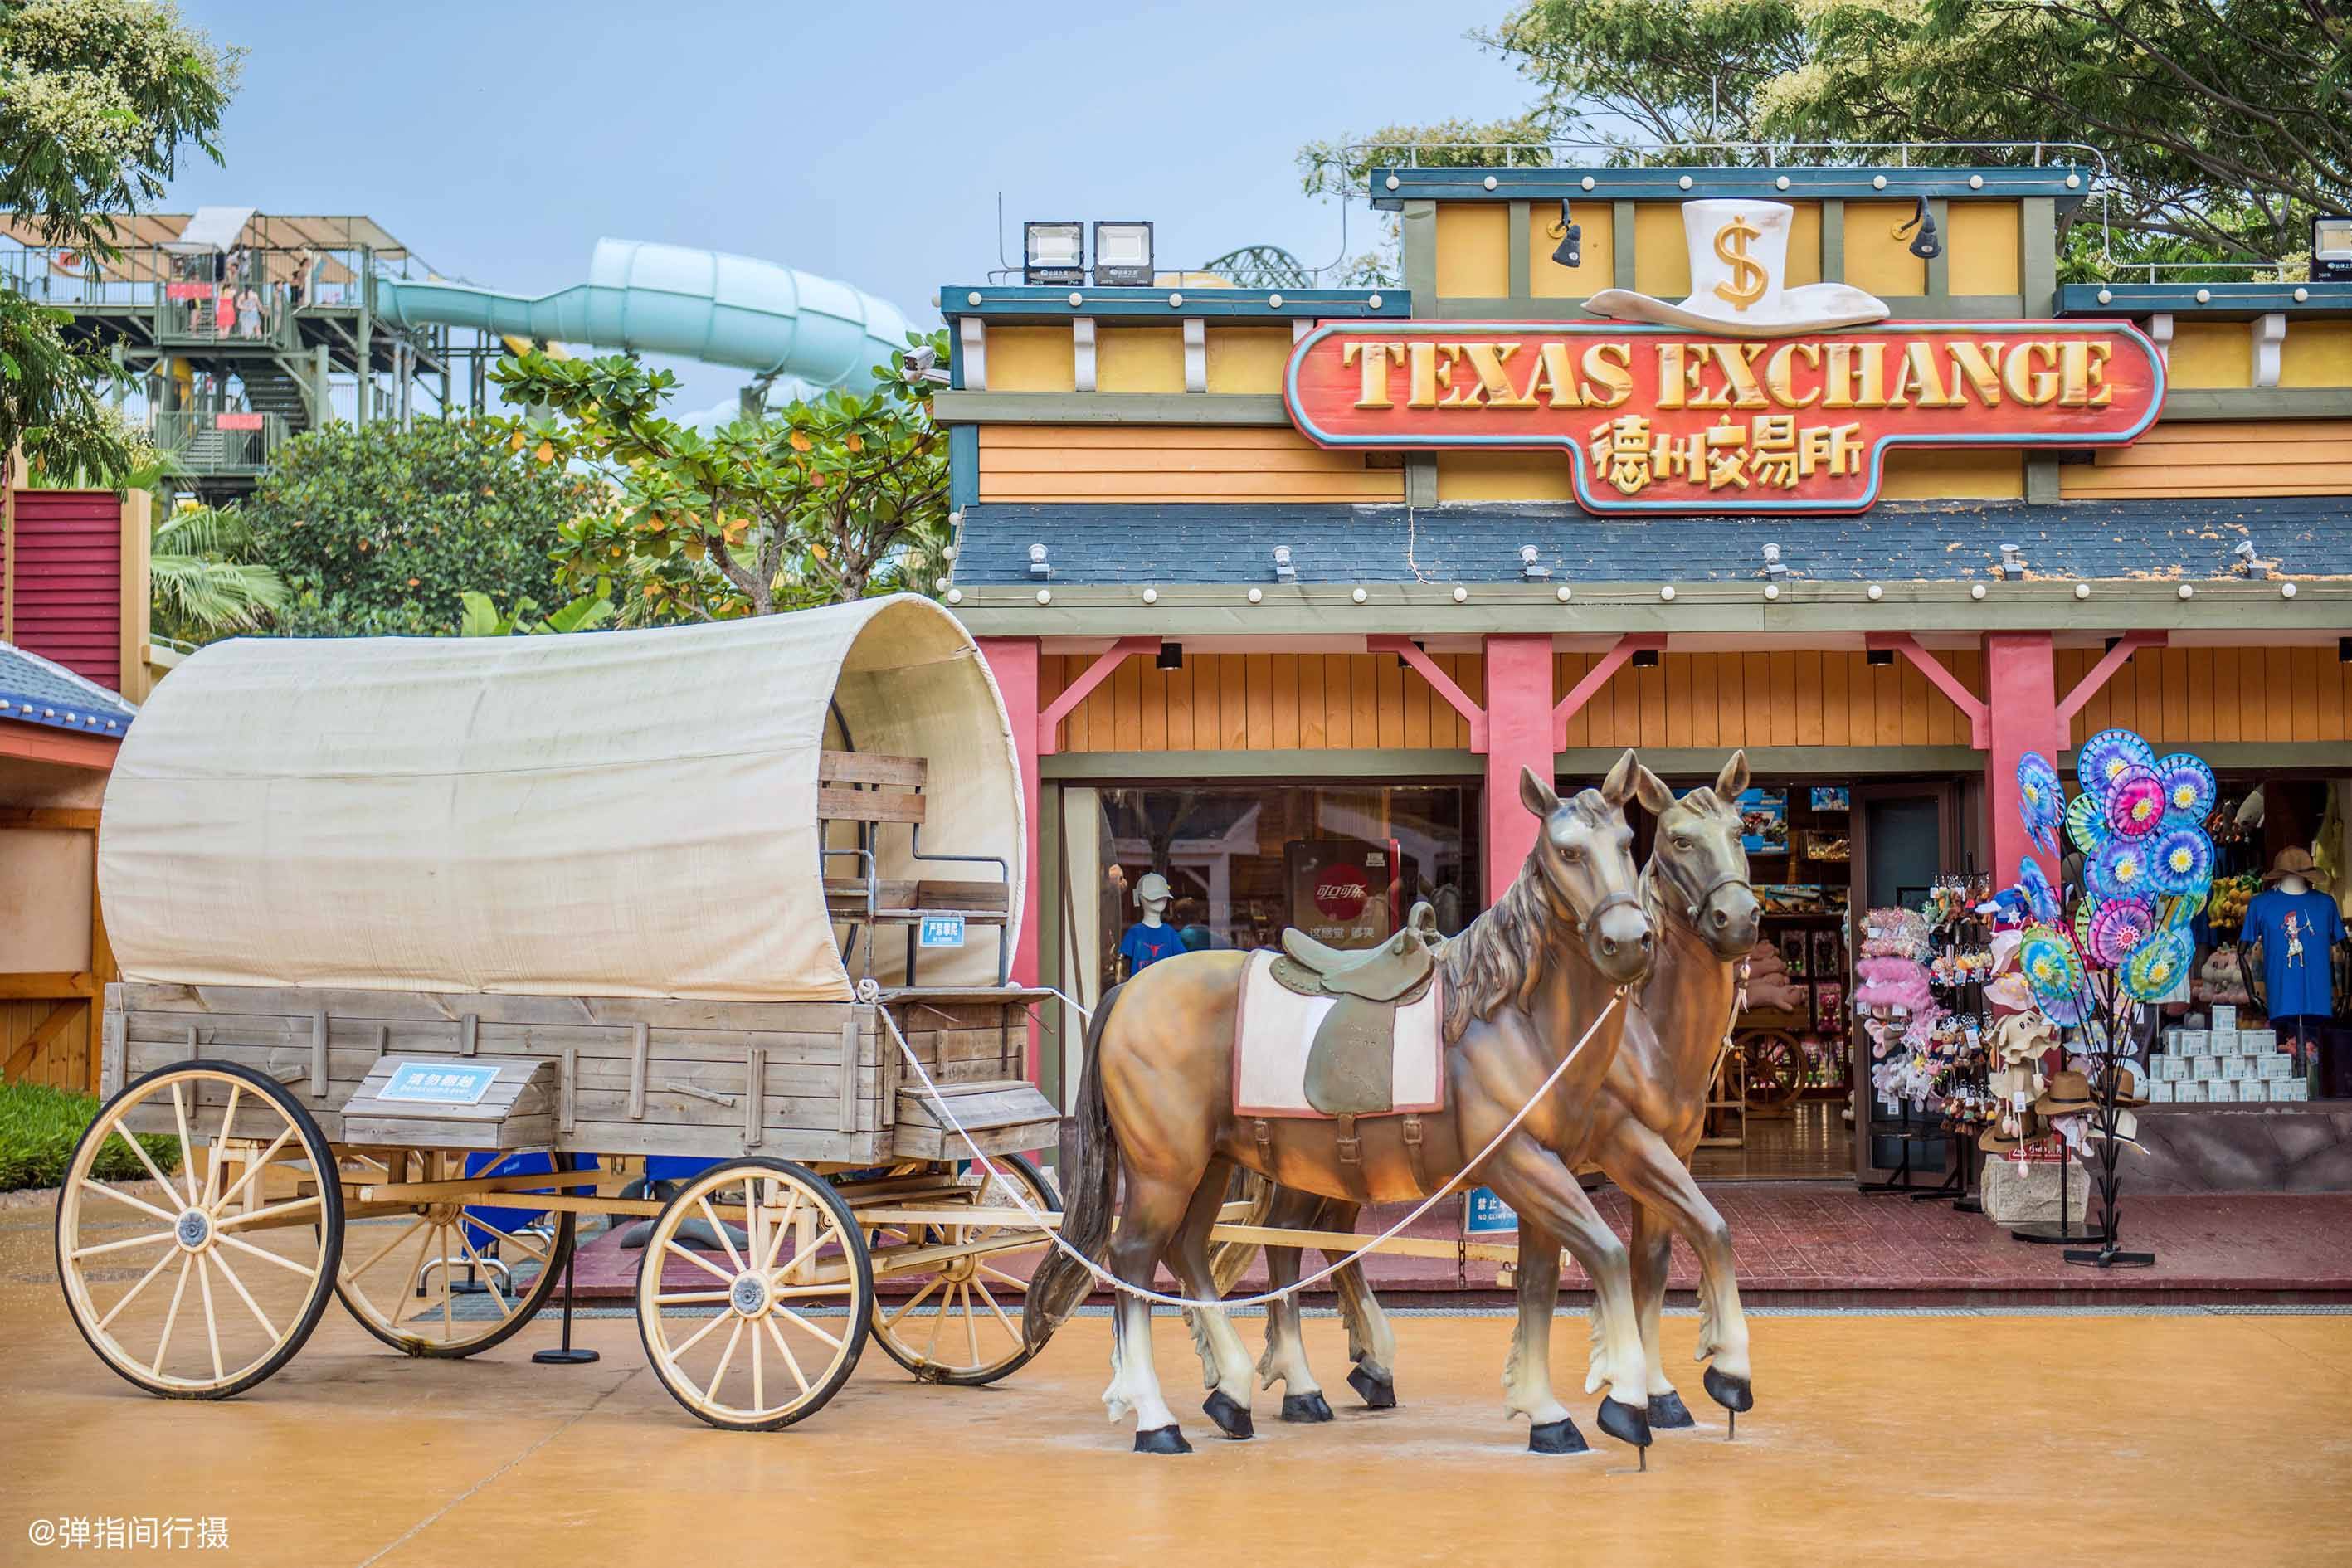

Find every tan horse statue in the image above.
[1026,752,1666,1454]
[1209,752,1764,1437]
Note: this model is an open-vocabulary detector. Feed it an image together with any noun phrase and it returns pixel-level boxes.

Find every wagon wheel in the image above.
[334,1149,577,1357]
[1740,1030,1805,1113]
[54,1062,344,1400]
[864,1154,1059,1385]
[635,1158,871,1431]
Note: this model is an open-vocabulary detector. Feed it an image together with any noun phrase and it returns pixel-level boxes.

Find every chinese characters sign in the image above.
[381,1059,502,1105]
[1283,321,2165,514]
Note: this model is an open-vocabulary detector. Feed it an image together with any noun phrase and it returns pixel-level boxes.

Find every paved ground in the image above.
[7,1190,2352,1567]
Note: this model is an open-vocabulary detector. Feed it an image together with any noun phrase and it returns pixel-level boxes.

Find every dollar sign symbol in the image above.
[1713,216,1767,310]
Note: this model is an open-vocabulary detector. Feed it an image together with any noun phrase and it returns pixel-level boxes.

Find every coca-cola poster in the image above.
[1285,839,1400,948]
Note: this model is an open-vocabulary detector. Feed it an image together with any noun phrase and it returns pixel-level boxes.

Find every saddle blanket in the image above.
[1232,948,1444,1119]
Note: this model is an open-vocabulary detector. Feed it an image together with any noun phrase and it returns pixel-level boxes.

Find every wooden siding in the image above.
[977,426,1405,504]
[1,997,93,1091]
[10,489,122,689]
[2058,645,2352,747]
[2058,418,2352,499]
[1041,649,1988,753]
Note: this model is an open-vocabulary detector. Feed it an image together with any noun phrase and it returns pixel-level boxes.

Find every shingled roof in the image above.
[0,641,137,739]
[952,496,2351,587]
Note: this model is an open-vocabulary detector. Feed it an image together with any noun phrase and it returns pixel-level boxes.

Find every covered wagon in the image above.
[56,594,1064,1429]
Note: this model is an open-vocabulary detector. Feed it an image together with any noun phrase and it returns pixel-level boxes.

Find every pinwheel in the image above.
[2089,835,2152,903]
[2087,898,2159,968]
[2077,728,2155,807]
[2065,791,2108,855]
[2073,898,2096,952]
[2122,927,2195,1003]
[2016,752,2063,853]
[2019,923,2088,1013]
[2148,824,2215,898]
[2103,764,2167,839]
[2156,752,2217,825]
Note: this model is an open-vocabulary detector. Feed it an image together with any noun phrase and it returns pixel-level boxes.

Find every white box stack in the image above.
[2221,1055,2250,1082]
[2210,1030,2241,1059]
[2210,1005,2238,1033]
[2155,1054,2188,1082]
[2178,1029,2210,1055]
[2277,1078,2311,1102]
[2241,1079,2272,1103]
[2146,1079,2175,1103]
[2242,1028,2278,1054]
[2176,1081,2208,1103]
[2259,1053,2291,1082]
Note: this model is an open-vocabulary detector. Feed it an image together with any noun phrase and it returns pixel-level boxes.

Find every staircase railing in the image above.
[149,411,290,475]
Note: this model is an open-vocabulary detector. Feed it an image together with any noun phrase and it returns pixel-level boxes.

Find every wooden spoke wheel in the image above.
[55,1062,343,1400]
[335,1149,577,1358]
[1740,1030,1806,1112]
[865,1154,1059,1386]
[635,1158,871,1431]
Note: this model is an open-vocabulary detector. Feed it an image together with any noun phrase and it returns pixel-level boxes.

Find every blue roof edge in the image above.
[1368,164,2091,207]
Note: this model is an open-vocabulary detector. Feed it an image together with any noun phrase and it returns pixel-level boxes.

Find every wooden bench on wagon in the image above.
[818,749,1012,986]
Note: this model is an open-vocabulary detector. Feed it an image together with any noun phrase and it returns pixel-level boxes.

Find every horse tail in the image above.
[1023,982,1123,1350]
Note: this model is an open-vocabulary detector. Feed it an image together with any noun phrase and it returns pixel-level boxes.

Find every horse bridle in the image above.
[1652,853,1755,931]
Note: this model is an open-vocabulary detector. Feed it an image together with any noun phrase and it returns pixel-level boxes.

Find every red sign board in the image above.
[1283,321,2165,514]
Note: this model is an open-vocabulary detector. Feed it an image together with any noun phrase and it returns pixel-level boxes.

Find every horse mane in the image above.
[1441,792,1608,1038]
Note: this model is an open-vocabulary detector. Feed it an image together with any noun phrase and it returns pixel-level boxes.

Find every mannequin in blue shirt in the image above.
[2242,849,2345,1040]
[1118,872,1189,978]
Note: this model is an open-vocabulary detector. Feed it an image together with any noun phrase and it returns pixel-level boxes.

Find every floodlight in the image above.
[1093,222,1155,286]
[1024,221,1084,286]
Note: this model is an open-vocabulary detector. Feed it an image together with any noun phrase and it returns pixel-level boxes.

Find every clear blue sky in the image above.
[163,1,1529,411]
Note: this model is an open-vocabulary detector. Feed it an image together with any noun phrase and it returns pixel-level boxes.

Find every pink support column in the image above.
[1983,631,2063,888]
[1481,634,1556,900]
[976,637,1042,1082]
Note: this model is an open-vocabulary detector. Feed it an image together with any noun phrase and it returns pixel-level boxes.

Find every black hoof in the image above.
[1647,1390,1696,1429]
[1133,1424,1191,1454]
[1596,1396,1652,1449]
[1528,1417,1588,1454]
[1281,1391,1334,1424]
[1703,1365,1754,1414]
[1202,1390,1254,1439]
[1346,1366,1398,1410]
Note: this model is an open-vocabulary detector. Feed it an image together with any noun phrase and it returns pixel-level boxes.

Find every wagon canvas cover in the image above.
[97,594,1021,1002]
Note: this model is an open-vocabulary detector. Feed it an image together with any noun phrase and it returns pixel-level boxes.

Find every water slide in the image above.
[372,237,913,395]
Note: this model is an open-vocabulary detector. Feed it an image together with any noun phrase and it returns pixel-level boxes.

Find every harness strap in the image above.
[1251,1117,1276,1182]
[1402,1113,1431,1193]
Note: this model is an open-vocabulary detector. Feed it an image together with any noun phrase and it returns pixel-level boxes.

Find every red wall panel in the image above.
[10,490,122,689]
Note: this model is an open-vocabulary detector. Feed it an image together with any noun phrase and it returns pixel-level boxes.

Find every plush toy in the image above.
[2194,947,2253,1007]
[1854,954,1934,1012]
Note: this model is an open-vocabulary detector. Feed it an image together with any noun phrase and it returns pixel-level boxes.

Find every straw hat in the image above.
[1979,1116,2032,1154]
[2110,1069,2146,1108]
[2033,1069,2099,1116]
[2262,846,2330,889]
[1582,200,1891,338]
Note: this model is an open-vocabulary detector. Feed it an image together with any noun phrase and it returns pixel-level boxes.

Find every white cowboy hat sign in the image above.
[1584,199,1890,338]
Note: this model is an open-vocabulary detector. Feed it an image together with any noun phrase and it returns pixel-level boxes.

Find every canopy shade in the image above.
[98,596,1022,1002]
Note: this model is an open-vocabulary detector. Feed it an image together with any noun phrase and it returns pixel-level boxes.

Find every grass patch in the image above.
[0,1079,181,1192]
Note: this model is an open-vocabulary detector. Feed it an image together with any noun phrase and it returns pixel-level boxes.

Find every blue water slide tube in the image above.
[371,238,913,392]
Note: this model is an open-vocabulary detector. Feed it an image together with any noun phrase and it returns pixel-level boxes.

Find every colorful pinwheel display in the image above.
[2122,928,2195,1003]
[2103,764,2167,839]
[2148,825,2215,898]
[2016,752,2063,854]
[2018,924,2087,1011]
[2155,752,2216,824]
[2018,856,2061,923]
[2065,791,2107,855]
[2076,728,2155,806]
[2087,898,2158,968]
[2088,836,2151,903]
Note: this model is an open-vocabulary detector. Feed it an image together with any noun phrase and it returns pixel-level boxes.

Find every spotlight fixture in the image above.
[1518,544,1550,582]
[1022,220,1085,286]
[1994,543,2024,580]
[2233,538,2270,579]
[1762,542,1788,580]
[1273,545,1297,584]
[1549,199,1583,269]
[1156,641,1184,671]
[1027,542,1053,580]
[1092,221,1154,287]
[2314,214,2352,282]
[1894,197,1942,261]
[1629,648,1662,670]
[1866,649,1896,668]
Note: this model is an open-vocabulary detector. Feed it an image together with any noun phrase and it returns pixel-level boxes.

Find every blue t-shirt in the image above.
[2243,887,2345,1020]
[1119,922,1188,974]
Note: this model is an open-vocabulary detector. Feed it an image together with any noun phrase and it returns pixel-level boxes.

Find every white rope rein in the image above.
[859,977,1624,1312]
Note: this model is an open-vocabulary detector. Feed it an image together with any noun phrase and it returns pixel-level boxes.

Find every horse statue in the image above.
[1205,752,1765,1437]
[1026,751,1667,1454]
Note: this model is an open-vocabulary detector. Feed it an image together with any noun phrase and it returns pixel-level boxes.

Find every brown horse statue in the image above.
[1209,752,1764,1437]
[1026,752,1667,1454]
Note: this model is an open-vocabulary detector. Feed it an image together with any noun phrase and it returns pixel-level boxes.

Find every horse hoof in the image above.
[1528,1417,1588,1454]
[1347,1366,1398,1410]
[1202,1390,1254,1439]
[1596,1396,1652,1449]
[1647,1390,1696,1429]
[1703,1365,1754,1414]
[1281,1392,1334,1424]
[1133,1424,1192,1455]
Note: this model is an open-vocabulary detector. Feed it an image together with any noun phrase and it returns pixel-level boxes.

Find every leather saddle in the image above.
[1268,903,1444,1116]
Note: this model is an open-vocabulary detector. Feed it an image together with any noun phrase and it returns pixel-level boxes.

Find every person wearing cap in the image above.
[1118,871,1188,977]
[2242,848,2345,1047]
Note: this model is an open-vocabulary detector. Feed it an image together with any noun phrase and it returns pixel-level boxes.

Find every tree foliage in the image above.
[489,332,952,624]
[0,0,237,480]
[1307,0,2350,274]
[243,419,601,639]
[149,503,287,645]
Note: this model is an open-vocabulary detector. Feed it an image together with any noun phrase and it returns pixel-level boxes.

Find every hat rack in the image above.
[1858,866,1991,1207]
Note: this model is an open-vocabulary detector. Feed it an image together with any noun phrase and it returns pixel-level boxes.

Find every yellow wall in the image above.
[2061,645,2350,747]
[1205,328,1293,394]
[1843,201,1930,297]
[1945,202,2021,295]
[1435,203,1510,297]
[977,426,1405,503]
[1435,451,1580,501]
[986,326,1074,392]
[1783,202,1823,286]
[1880,450,2025,499]
[2280,321,2352,388]
[1632,203,1692,298]
[2060,419,2352,498]
[2166,322,2249,389]
[1530,202,1614,296]
[1095,328,1184,392]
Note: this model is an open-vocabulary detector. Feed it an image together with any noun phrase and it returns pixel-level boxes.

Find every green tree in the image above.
[1307,0,2350,274]
[0,0,238,479]
[244,418,603,638]
[149,503,288,645]
[490,332,952,624]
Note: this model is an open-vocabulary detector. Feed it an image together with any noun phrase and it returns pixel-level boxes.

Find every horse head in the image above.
[1518,749,1656,987]
[1640,750,1762,959]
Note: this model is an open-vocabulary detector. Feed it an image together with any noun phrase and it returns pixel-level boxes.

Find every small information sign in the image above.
[379,1059,502,1106]
[1464,1186,1518,1237]
[918,913,967,948]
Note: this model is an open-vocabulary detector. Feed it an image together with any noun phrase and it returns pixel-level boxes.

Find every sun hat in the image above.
[1582,199,1890,338]
[2033,1069,2100,1115]
[2262,846,2330,889]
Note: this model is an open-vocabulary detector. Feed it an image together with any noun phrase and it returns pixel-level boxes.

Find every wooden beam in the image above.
[1366,635,1488,750]
[2,1000,80,1079]
[2057,631,2166,724]
[0,807,102,830]
[1552,634,1665,750]
[1866,633,1990,747]
[0,971,95,1000]
[1035,636,1156,756]
[0,725,121,771]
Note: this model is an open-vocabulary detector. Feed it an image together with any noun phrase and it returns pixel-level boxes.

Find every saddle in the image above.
[1265,903,1444,1118]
